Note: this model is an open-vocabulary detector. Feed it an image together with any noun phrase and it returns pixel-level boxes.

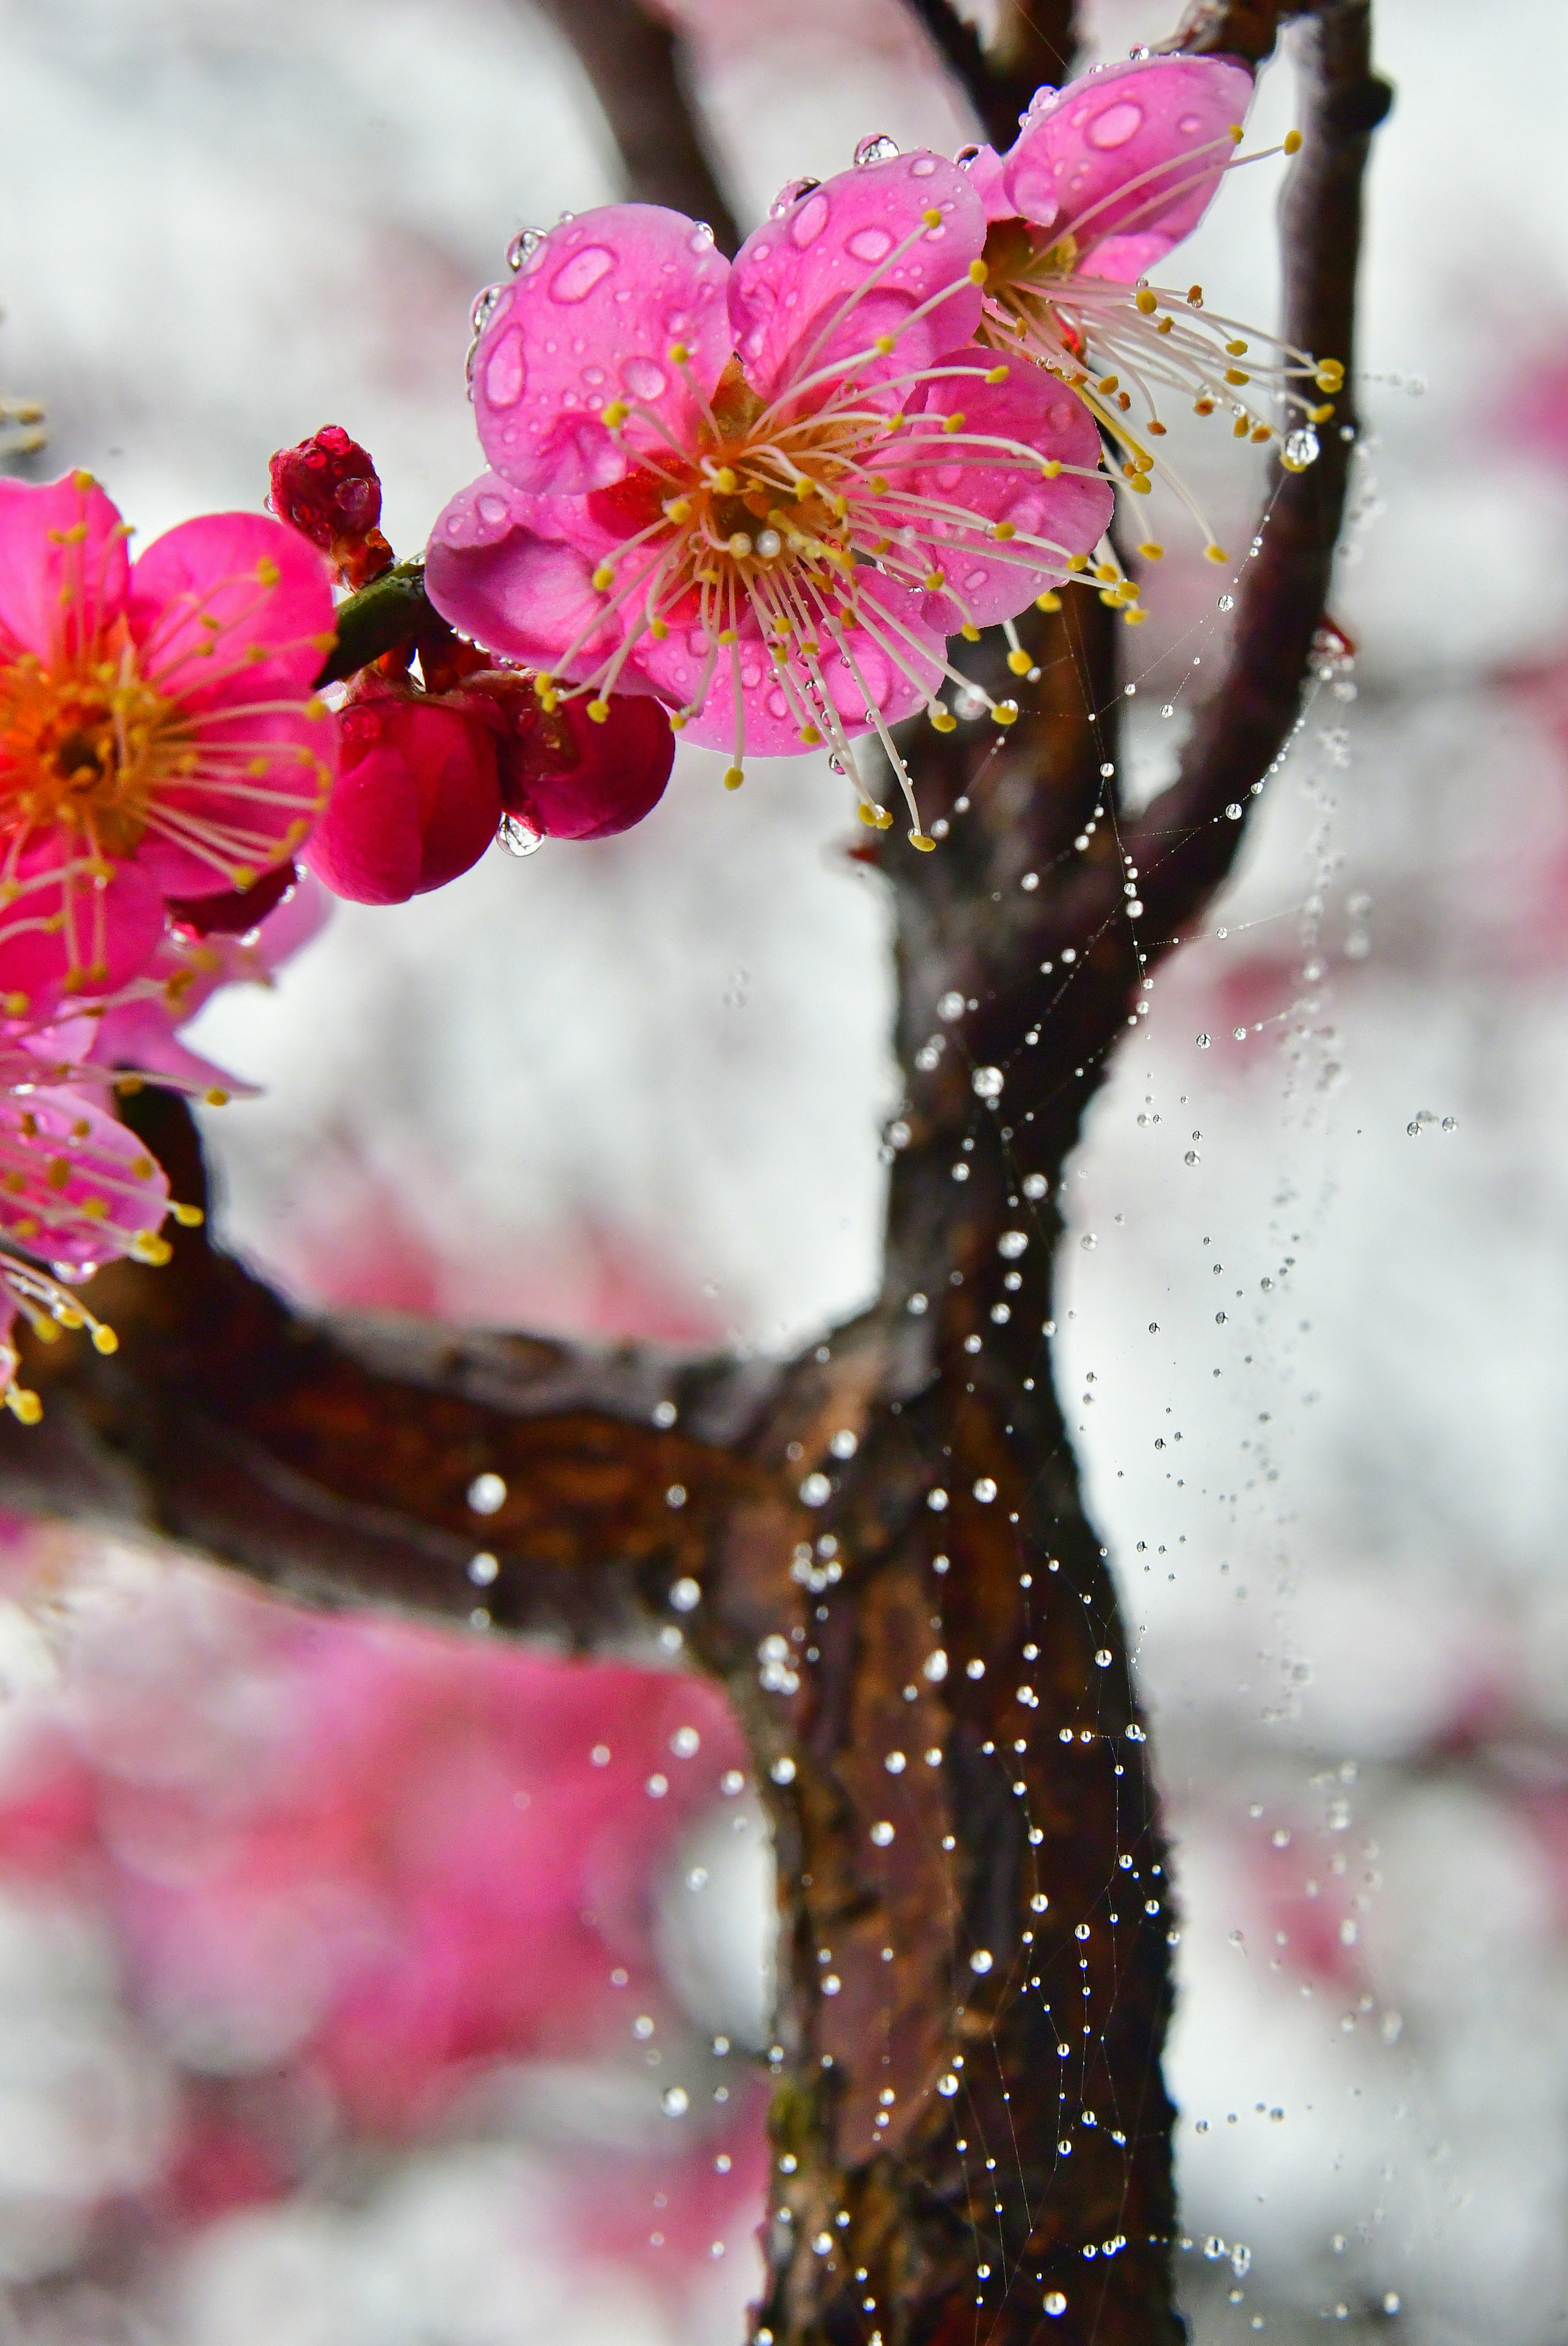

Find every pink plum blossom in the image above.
[961,56,1343,560]
[0,471,339,1017]
[426,158,1112,841]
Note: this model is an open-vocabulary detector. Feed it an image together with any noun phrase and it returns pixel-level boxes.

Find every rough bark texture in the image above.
[0,4,1387,2341]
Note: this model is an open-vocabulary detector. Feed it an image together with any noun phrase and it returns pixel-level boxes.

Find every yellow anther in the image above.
[942,411,966,434]
[1039,459,1062,479]
[960,623,980,643]
[992,522,1016,541]
[1135,288,1158,315]
[256,555,281,587]
[1094,562,1118,582]
[1228,124,1244,144]
[649,618,668,640]
[1316,361,1344,391]
[6,1389,42,1426]
[991,702,1018,727]
[1250,423,1272,443]
[130,1232,173,1266]
[1204,544,1229,564]
[867,474,889,495]
[1283,129,1303,154]
[592,564,615,591]
[874,335,896,355]
[171,1203,205,1227]
[1226,339,1249,357]
[586,698,611,720]
[1065,553,1087,572]
[1123,606,1147,625]
[204,1088,230,1106]
[1155,316,1173,335]
[668,341,690,363]
[664,497,692,523]
[2,995,27,1018]
[984,365,1009,384]
[874,807,893,829]
[45,1157,70,1191]
[1006,648,1031,676]
[91,1325,119,1354]
[923,569,945,590]
[909,831,938,851]
[1129,475,1151,493]
[1194,397,1216,416]
[1233,414,1251,437]
[929,705,957,731]
[857,802,879,826]
[1035,591,1062,613]
[71,469,94,491]
[724,767,744,790]
[534,672,555,696]
[1308,401,1336,423]
[1097,375,1119,393]
[800,724,822,746]
[1187,284,1204,306]
[1224,368,1250,386]
[922,207,942,229]
[81,1198,108,1220]
[968,259,989,285]
[670,712,687,729]
[713,466,737,493]
[1137,542,1165,561]
[1147,418,1167,435]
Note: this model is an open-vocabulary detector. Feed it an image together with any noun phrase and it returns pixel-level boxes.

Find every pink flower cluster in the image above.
[417,51,1336,834]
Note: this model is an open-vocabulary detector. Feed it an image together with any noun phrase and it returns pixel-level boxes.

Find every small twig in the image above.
[527,0,742,252]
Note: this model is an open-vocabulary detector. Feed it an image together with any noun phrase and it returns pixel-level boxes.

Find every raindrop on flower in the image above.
[972,1066,1004,1102]
[969,1949,993,1974]
[506,227,543,271]
[771,1756,797,1785]
[1094,1648,1112,1668]
[670,1576,701,1612]
[1283,425,1320,470]
[468,1472,507,1514]
[662,2086,690,2116]
[938,2073,960,2097]
[1196,1032,1211,1048]
[1044,2293,1068,2317]
[467,1551,499,1586]
[1217,593,1235,611]
[853,132,901,165]
[497,812,543,856]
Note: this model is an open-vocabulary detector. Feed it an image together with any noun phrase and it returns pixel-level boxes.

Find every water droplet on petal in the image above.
[622,355,668,399]
[498,812,543,856]
[847,225,895,263]
[506,227,543,272]
[550,244,615,303]
[854,132,901,165]
[1283,425,1321,470]
[1086,100,1144,149]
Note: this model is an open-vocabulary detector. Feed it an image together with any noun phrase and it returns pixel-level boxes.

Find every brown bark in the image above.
[0,4,1388,2341]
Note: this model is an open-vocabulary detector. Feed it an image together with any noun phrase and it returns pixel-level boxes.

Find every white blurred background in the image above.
[2,0,1566,2339]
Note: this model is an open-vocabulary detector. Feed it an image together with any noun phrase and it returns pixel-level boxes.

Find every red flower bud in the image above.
[457,683,674,841]
[307,681,503,905]
[269,426,393,589]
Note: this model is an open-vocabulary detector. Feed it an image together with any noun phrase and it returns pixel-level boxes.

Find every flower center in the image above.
[542,352,1096,839]
[0,649,185,861]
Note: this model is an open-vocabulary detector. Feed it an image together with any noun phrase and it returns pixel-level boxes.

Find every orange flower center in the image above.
[0,649,187,861]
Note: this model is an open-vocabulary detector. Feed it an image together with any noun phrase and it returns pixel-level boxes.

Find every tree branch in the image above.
[527,0,742,253]
[2,7,1386,2343]
[900,0,1079,147]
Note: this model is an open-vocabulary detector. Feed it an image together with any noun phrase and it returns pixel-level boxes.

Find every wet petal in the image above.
[0,473,130,666]
[730,152,985,406]
[306,685,503,904]
[0,841,165,1021]
[0,1080,168,1269]
[472,205,733,497]
[1003,55,1254,280]
[424,474,640,681]
[899,346,1113,625]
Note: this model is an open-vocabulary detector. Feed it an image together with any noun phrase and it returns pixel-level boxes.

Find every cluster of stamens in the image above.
[977,126,1343,568]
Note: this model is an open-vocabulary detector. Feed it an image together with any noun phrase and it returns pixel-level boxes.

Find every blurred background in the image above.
[0,0,1564,2338]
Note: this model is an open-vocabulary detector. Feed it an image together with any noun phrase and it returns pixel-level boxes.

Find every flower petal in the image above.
[128,511,336,713]
[729,153,986,406]
[472,207,732,498]
[0,473,130,665]
[1002,56,1255,281]
[0,841,166,1020]
[898,347,1113,625]
[638,575,943,758]
[0,1081,169,1270]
